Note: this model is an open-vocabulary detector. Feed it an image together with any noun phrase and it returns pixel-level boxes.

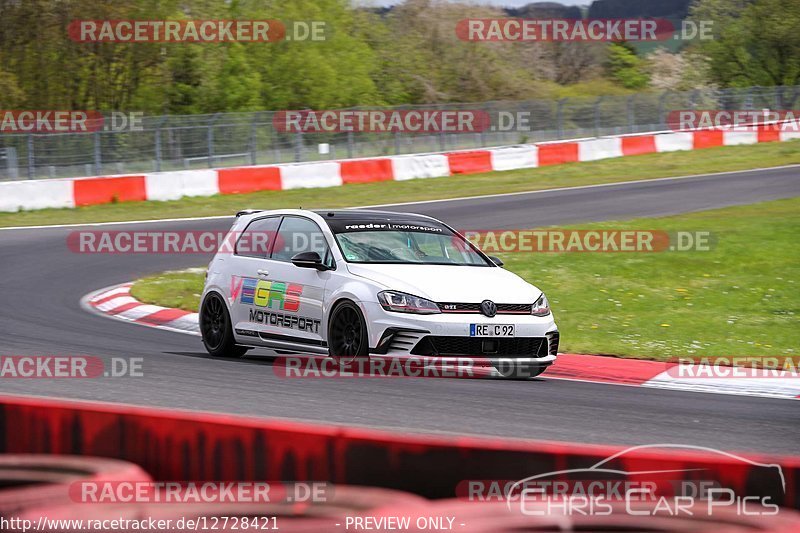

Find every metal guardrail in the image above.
[1,85,798,180]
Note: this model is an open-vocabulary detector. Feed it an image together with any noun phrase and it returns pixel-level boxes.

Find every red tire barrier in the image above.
[758,125,781,143]
[446,151,493,175]
[693,130,724,149]
[537,142,579,166]
[1,394,798,510]
[621,135,657,156]
[340,159,394,184]
[73,176,147,207]
[217,166,281,194]
[0,455,151,516]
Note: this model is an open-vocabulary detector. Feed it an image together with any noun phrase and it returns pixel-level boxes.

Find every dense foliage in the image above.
[0,0,794,112]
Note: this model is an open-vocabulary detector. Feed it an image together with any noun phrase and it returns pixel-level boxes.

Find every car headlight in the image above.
[378,291,441,314]
[532,293,550,316]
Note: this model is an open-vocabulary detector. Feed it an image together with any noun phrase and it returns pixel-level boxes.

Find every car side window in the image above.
[235,217,281,258]
[271,216,333,267]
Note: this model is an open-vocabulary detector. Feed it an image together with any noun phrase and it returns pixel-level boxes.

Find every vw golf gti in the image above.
[200,209,559,378]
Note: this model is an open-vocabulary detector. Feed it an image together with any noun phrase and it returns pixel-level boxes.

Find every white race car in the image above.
[200,209,558,378]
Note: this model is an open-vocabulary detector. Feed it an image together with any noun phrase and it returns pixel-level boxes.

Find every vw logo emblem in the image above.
[480,300,497,317]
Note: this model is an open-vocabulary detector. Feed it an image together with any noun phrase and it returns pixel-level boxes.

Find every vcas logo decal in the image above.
[235,276,302,311]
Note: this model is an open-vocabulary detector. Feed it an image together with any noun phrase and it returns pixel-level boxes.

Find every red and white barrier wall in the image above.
[1,125,798,213]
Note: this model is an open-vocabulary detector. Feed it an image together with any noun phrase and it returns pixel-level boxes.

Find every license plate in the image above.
[470,324,515,337]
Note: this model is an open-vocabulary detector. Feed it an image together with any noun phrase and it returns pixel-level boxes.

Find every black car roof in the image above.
[312,209,437,222]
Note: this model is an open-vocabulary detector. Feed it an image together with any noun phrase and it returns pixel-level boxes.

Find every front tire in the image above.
[200,293,248,358]
[328,301,369,365]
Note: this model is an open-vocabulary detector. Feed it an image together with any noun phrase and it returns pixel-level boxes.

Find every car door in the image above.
[247,215,333,350]
[228,215,282,338]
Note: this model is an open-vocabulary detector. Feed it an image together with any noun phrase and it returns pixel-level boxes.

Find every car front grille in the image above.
[438,302,533,314]
[546,331,560,356]
[410,336,548,357]
[388,330,423,352]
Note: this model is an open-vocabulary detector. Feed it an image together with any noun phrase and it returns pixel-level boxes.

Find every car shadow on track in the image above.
[163,350,550,382]
[165,351,278,366]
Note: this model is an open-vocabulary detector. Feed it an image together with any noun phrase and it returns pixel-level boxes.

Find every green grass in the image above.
[130,268,207,312]
[131,197,799,360]
[2,140,799,228]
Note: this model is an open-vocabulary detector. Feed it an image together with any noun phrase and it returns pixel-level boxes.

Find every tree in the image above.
[0,66,24,107]
[605,42,650,89]
[203,44,262,112]
[690,0,800,102]
[647,48,715,91]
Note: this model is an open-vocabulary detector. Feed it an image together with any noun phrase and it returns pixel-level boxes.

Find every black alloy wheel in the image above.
[328,301,369,365]
[200,293,248,358]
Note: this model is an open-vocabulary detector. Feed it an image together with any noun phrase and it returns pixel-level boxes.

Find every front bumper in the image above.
[363,302,559,364]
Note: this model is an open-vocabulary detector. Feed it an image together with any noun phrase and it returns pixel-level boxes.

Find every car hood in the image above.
[345,263,541,303]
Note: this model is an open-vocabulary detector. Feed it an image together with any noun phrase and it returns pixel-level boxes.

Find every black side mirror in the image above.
[489,255,504,267]
[291,251,330,270]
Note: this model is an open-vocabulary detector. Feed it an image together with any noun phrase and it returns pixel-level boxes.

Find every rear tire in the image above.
[328,301,369,365]
[200,293,248,358]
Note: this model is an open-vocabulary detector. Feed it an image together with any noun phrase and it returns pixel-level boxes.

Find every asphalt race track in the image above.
[1,167,798,453]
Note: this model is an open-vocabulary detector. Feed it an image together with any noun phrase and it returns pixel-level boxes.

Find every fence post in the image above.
[744,86,756,110]
[556,98,566,139]
[207,113,220,168]
[480,106,487,147]
[27,134,34,179]
[347,131,354,159]
[626,95,635,133]
[294,132,303,163]
[658,91,669,128]
[394,131,401,155]
[154,129,162,172]
[250,114,258,165]
[93,131,102,175]
[593,96,603,137]
[154,115,168,172]
[6,147,18,180]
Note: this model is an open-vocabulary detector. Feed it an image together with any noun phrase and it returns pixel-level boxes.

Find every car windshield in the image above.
[330,221,491,266]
